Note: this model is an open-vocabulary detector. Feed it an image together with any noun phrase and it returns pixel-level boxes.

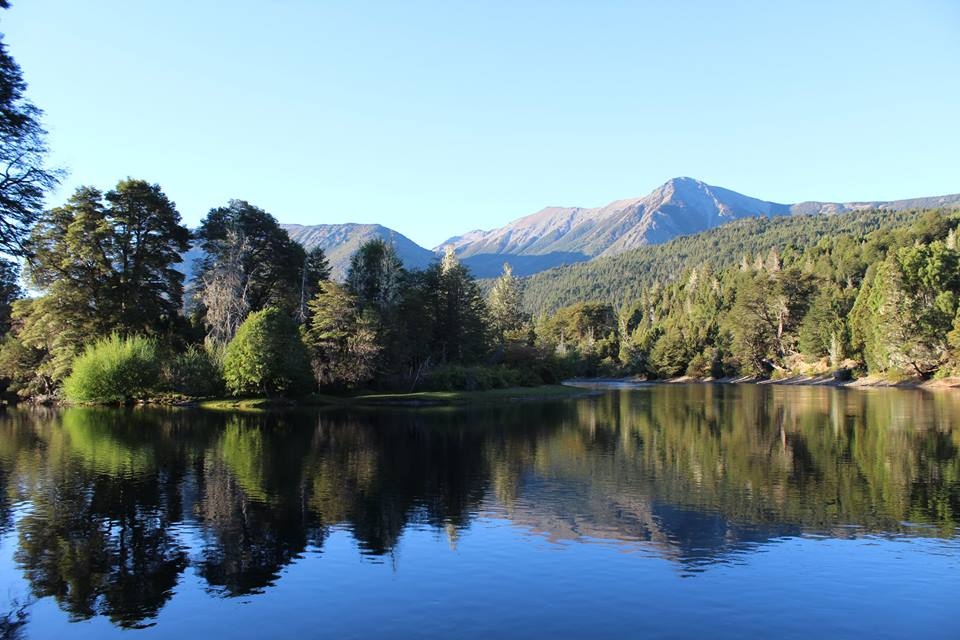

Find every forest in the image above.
[523,207,960,381]
[0,0,958,404]
[1,182,957,404]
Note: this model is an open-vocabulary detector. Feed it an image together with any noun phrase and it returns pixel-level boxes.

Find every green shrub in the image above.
[686,352,711,378]
[420,364,544,391]
[223,308,314,397]
[63,334,160,404]
[162,345,224,396]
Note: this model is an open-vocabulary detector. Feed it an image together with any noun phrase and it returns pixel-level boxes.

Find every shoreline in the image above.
[565,374,960,391]
[194,384,597,410]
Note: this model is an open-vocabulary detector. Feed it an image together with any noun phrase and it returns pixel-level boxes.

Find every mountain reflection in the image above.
[0,384,958,626]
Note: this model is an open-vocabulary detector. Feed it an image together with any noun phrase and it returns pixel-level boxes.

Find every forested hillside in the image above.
[520,207,950,314]
[523,208,960,381]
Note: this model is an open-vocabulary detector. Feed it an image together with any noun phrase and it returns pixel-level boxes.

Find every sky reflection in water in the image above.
[0,384,957,638]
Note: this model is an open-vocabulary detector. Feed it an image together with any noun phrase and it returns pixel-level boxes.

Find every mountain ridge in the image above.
[434,178,960,277]
[277,178,960,280]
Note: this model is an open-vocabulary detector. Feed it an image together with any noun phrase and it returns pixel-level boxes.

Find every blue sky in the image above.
[4,0,959,248]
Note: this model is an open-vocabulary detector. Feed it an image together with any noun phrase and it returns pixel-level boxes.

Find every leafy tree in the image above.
[0,332,52,398]
[161,345,224,397]
[0,298,61,392]
[195,200,303,342]
[222,307,314,396]
[726,274,778,374]
[387,268,438,385]
[19,180,190,375]
[649,325,692,378]
[724,267,813,374]
[303,281,379,387]
[345,238,405,313]
[798,284,847,361]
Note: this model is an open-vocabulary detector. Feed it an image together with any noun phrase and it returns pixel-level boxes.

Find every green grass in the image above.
[196,385,590,411]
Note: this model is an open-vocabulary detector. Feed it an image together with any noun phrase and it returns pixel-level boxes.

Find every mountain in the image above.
[281,223,435,280]
[440,177,960,278]
[177,180,960,285]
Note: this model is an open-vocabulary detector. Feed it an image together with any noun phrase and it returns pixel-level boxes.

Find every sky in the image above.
[3,0,959,248]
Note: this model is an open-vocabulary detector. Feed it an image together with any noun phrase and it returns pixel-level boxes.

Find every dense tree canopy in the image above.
[15,180,190,380]
[222,307,314,396]
[303,281,379,388]
[194,200,305,344]
[345,238,404,313]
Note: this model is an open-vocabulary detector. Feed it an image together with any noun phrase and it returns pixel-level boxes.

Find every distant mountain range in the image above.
[281,223,434,280]
[183,179,960,282]
[435,177,960,277]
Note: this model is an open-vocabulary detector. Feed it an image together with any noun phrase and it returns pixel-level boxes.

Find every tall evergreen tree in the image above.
[296,245,331,323]
[488,263,527,343]
[303,281,380,387]
[423,248,488,363]
[17,180,190,378]
[0,3,61,256]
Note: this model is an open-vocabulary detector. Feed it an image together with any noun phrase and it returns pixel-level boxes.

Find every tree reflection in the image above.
[194,415,322,596]
[0,386,956,627]
[13,409,188,627]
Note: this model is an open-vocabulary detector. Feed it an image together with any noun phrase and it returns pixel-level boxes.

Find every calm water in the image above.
[0,384,957,639]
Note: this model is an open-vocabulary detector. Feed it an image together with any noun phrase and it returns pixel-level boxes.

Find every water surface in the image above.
[0,384,957,638]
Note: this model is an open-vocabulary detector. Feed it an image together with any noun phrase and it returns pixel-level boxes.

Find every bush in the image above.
[161,345,224,397]
[497,342,570,384]
[420,364,544,391]
[223,308,314,396]
[63,334,160,404]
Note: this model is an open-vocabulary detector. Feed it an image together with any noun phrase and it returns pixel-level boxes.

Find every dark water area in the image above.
[0,384,957,639]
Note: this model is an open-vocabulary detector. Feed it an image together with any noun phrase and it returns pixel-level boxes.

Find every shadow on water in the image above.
[0,383,957,627]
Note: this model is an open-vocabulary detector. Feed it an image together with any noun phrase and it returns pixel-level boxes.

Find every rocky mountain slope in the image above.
[440,177,960,277]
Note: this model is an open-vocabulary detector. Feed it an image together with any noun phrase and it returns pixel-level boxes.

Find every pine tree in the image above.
[304,281,380,387]
[417,249,489,364]
[488,263,527,342]
[296,245,331,323]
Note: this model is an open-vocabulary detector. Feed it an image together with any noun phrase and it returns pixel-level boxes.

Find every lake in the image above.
[0,384,957,639]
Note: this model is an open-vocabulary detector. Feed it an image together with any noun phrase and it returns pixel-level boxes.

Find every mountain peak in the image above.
[443,180,960,278]
[665,176,705,187]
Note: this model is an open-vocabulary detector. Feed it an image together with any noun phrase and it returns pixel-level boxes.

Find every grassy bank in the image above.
[196,384,592,410]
